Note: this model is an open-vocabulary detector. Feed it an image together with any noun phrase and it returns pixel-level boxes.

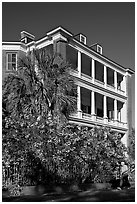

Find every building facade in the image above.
[2,26,134,146]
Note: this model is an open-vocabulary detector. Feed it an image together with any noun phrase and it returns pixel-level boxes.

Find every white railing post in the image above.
[121,102,127,124]
[77,85,82,118]
[114,70,117,90]
[114,99,118,124]
[92,59,95,83]
[121,75,126,94]
[91,91,96,120]
[103,95,108,123]
[104,65,107,88]
[78,51,81,78]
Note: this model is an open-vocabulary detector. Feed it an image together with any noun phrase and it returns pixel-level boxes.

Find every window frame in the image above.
[97,45,102,54]
[6,52,17,71]
[81,53,92,76]
[66,44,78,70]
[80,34,86,45]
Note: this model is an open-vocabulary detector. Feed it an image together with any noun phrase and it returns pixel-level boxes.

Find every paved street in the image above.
[3,186,135,202]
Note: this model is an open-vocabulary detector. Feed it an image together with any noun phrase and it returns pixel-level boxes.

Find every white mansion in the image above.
[2,26,134,146]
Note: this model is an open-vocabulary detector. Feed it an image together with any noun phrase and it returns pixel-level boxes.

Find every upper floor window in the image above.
[107,67,114,87]
[66,45,78,70]
[95,61,104,82]
[7,53,17,71]
[81,53,92,77]
[117,73,124,90]
[97,45,103,55]
[80,34,86,45]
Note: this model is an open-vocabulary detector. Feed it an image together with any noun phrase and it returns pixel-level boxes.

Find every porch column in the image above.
[121,102,127,124]
[114,71,117,90]
[121,75,126,93]
[91,91,96,120]
[92,59,95,82]
[118,110,121,122]
[104,65,107,88]
[77,85,82,118]
[103,95,108,123]
[78,51,81,77]
[114,99,118,122]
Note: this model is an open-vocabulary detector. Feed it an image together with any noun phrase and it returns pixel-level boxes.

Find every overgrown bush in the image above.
[3,123,127,187]
[40,124,127,184]
[2,49,128,188]
[8,182,22,197]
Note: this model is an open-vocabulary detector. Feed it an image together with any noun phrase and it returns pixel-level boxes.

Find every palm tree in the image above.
[2,49,77,185]
[3,48,77,130]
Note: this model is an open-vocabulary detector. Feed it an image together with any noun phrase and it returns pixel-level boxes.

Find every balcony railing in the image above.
[71,111,127,129]
[81,73,93,83]
[106,84,115,90]
[117,121,127,128]
[96,116,104,123]
[70,69,78,77]
[117,87,125,95]
[94,79,105,88]
[70,70,126,96]
[82,112,91,119]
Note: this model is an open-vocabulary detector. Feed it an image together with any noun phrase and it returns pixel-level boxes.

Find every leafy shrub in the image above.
[3,121,127,186]
[7,180,22,197]
[31,123,127,185]
[2,50,128,186]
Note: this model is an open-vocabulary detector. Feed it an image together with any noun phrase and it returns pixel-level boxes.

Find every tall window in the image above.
[81,87,91,114]
[81,53,92,76]
[66,45,78,70]
[7,53,17,70]
[95,61,104,82]
[107,67,114,87]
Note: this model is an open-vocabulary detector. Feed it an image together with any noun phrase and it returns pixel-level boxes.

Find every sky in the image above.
[2,2,135,127]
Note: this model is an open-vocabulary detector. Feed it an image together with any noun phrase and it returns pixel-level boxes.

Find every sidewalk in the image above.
[3,186,135,202]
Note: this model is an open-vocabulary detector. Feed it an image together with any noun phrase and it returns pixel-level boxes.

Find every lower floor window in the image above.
[7,53,17,70]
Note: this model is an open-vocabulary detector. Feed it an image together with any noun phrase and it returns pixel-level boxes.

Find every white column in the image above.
[121,102,127,123]
[104,65,107,88]
[91,92,92,116]
[114,99,118,121]
[77,85,82,118]
[92,59,95,82]
[114,71,117,90]
[103,95,107,120]
[121,75,126,93]
[118,110,121,121]
[124,75,126,95]
[78,51,81,77]
[91,91,96,120]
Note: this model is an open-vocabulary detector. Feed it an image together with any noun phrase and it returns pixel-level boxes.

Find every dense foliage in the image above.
[127,128,135,183]
[42,124,127,184]
[3,49,128,187]
[3,49,77,161]
[128,128,135,161]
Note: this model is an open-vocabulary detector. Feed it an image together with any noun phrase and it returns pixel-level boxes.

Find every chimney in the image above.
[21,31,35,44]
[90,43,103,55]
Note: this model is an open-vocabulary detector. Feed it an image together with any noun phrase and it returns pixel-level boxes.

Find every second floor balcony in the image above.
[71,111,128,130]
[73,86,128,130]
[67,45,126,96]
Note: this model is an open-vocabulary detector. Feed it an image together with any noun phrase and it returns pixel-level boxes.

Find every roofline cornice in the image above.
[47,26,73,37]
[126,68,135,75]
[21,31,35,39]
[2,42,21,45]
[2,27,134,74]
[69,37,132,73]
